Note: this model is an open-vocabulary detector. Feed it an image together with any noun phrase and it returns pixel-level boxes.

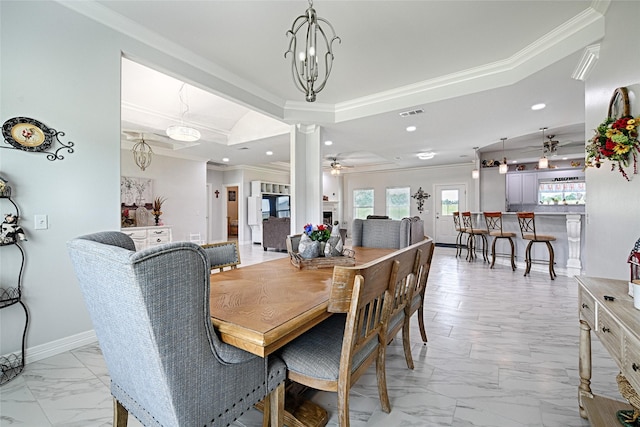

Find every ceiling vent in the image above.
[399,108,424,117]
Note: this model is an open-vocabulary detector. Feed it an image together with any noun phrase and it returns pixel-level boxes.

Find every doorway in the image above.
[434,184,467,245]
[227,186,239,240]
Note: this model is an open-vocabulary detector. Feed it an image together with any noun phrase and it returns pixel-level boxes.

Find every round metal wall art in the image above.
[2,117,75,161]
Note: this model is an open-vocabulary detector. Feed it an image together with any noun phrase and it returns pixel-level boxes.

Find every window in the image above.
[386,187,410,219]
[353,189,374,219]
[441,189,459,215]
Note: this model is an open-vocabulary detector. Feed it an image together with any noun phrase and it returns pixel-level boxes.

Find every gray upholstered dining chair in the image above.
[67,231,285,427]
[201,241,241,272]
[278,248,416,426]
[386,238,434,369]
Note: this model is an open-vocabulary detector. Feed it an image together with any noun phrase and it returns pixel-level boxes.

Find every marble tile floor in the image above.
[0,244,623,426]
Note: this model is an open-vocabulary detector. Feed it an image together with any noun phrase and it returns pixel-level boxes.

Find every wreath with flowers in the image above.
[585,87,640,181]
[585,116,640,181]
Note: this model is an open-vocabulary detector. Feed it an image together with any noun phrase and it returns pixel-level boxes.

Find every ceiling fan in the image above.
[523,134,576,155]
[325,156,353,175]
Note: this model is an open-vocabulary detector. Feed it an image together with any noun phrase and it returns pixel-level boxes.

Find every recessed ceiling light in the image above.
[531,103,546,111]
[222,157,229,162]
[406,126,417,132]
[417,152,435,160]
[266,151,273,156]
[511,160,517,164]
[324,140,333,146]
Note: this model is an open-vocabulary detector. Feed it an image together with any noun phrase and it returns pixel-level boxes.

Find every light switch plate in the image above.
[34,214,48,230]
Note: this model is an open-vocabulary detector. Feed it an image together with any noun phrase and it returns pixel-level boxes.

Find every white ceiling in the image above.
[74,0,606,171]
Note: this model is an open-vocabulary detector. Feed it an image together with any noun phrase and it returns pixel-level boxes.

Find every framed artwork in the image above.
[228,190,237,202]
[120,176,153,206]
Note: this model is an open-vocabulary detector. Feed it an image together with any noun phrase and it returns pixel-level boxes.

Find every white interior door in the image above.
[434,184,467,244]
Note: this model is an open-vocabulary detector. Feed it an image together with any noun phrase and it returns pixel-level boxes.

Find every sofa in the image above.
[351,217,424,249]
[262,216,291,251]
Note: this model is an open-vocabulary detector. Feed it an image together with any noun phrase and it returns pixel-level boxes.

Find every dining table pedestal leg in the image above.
[256,382,329,427]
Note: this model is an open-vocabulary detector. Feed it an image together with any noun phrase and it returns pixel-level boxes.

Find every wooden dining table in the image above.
[209,246,393,357]
[209,246,394,427]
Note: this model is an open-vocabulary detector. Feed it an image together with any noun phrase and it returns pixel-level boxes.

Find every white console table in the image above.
[121,226,172,251]
[577,276,639,425]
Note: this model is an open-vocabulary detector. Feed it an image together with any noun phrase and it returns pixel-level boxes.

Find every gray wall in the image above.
[584,1,640,280]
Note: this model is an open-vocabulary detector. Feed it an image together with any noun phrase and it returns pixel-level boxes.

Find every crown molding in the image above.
[571,44,601,81]
[325,7,605,123]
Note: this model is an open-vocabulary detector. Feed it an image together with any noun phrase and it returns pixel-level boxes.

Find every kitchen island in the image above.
[481,212,585,277]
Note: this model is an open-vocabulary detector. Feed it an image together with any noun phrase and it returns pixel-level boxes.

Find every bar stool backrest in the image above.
[452,211,463,231]
[461,212,477,233]
[516,212,538,239]
[484,211,506,236]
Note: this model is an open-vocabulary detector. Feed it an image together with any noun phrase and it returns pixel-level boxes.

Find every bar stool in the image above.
[452,211,467,258]
[516,212,557,280]
[461,212,488,262]
[483,212,516,271]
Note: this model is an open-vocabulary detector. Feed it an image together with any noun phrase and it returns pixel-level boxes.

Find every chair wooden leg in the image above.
[481,235,488,263]
[508,237,516,271]
[524,241,533,276]
[337,379,351,427]
[113,398,128,427]
[417,302,428,343]
[466,234,475,261]
[455,231,463,257]
[490,237,497,268]
[402,316,414,369]
[375,348,391,414]
[546,241,556,280]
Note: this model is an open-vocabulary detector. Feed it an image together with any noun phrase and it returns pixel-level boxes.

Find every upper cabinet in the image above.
[251,181,290,196]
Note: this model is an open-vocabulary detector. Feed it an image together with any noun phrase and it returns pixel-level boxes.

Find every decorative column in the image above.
[566,214,582,276]
[290,124,323,234]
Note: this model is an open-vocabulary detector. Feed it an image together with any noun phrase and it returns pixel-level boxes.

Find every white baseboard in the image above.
[23,330,97,365]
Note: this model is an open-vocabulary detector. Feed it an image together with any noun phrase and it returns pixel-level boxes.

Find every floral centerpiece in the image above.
[303,223,331,242]
[585,115,640,181]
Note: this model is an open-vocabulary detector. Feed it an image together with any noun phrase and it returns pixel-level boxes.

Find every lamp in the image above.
[166,83,201,142]
[538,127,549,169]
[132,136,153,171]
[285,0,340,102]
[471,146,479,179]
[498,137,508,174]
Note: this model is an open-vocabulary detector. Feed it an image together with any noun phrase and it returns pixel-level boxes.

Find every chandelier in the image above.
[285,0,340,102]
[132,136,153,171]
[538,127,549,169]
[166,83,201,142]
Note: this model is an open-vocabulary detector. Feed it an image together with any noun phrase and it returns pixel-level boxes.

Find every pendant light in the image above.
[132,136,153,171]
[285,0,341,102]
[538,127,549,169]
[471,147,479,179]
[166,83,201,142]
[498,138,508,174]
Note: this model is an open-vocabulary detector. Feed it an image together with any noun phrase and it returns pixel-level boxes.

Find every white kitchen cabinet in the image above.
[506,173,538,208]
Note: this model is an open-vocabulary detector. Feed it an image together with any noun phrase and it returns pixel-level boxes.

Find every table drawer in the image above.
[123,230,147,240]
[578,288,595,328]
[623,333,640,393]
[596,307,622,361]
[149,235,170,245]
[149,228,170,238]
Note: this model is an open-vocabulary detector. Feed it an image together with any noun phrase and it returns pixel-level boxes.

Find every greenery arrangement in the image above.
[303,223,330,242]
[585,115,640,181]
